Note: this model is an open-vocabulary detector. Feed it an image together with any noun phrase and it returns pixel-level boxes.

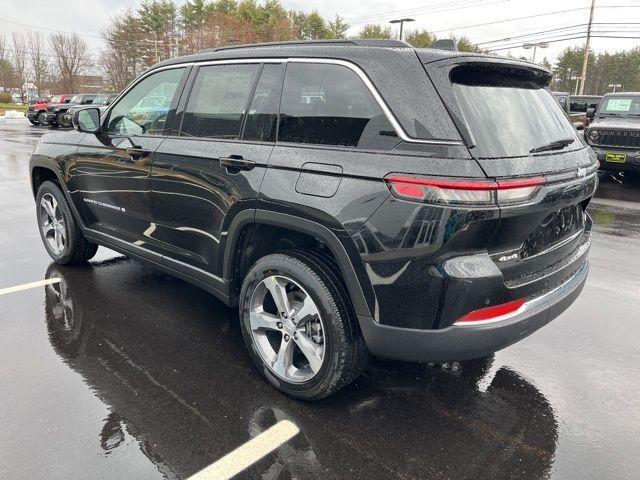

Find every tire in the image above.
[240,251,367,400]
[57,112,69,128]
[36,180,98,265]
[28,118,37,125]
[37,111,47,126]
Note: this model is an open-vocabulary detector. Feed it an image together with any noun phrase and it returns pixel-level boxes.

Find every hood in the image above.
[589,116,640,130]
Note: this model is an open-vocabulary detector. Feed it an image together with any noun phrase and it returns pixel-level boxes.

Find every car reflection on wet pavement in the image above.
[1,119,639,480]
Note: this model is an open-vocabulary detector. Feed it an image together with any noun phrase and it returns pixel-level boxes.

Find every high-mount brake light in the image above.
[455,298,526,325]
[384,175,546,206]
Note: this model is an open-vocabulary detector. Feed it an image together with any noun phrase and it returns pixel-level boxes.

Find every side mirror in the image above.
[573,122,585,131]
[73,107,101,133]
[586,108,596,120]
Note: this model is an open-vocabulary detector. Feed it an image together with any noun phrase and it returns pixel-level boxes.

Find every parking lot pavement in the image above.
[1,118,639,480]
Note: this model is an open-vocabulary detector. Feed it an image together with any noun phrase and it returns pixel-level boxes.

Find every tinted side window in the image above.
[181,64,259,139]
[278,63,396,149]
[107,68,185,136]
[242,64,284,142]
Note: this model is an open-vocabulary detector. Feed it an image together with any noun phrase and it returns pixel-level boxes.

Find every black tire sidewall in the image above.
[240,254,345,400]
[36,181,80,264]
[37,112,47,125]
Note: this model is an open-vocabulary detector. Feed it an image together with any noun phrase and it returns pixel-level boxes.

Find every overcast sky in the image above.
[3,0,639,63]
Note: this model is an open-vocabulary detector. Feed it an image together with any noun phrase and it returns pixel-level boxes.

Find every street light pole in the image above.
[389,18,415,42]
[523,41,549,63]
[579,0,596,95]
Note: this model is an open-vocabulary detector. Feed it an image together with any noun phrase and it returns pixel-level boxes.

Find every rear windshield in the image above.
[451,67,580,158]
[598,96,640,115]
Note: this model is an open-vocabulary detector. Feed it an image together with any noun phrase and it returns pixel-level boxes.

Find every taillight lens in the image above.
[455,298,525,324]
[385,175,545,206]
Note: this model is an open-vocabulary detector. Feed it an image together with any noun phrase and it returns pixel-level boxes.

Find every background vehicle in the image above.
[26,94,73,125]
[552,91,570,115]
[569,95,602,125]
[63,94,118,126]
[585,92,640,180]
[46,94,97,128]
[30,40,596,399]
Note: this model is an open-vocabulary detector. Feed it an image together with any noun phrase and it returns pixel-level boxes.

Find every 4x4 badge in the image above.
[577,167,587,178]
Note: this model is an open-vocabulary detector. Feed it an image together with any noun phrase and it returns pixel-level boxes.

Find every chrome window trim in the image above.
[103,58,463,146]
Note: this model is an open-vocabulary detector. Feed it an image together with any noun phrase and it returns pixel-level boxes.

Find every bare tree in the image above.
[27,31,49,97]
[49,32,91,92]
[0,34,14,91]
[11,33,28,102]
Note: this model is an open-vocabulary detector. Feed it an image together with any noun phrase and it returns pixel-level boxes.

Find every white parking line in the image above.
[0,278,60,296]
[186,420,300,480]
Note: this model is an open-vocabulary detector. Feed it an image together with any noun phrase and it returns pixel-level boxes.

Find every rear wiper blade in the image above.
[529,138,575,154]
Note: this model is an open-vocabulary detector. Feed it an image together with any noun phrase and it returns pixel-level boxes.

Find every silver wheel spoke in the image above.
[54,229,63,251]
[294,332,323,373]
[265,276,291,316]
[294,296,318,325]
[42,198,55,219]
[271,336,294,378]
[250,309,281,332]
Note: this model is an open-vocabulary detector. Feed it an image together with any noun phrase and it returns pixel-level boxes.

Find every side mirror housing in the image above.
[572,122,585,131]
[73,107,101,133]
[586,107,596,120]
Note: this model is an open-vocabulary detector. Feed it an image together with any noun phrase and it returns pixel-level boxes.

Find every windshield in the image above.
[598,96,640,115]
[69,95,82,103]
[92,95,109,105]
[50,95,62,103]
[451,68,579,158]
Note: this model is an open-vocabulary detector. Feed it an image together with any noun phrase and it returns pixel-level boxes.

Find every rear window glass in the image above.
[451,67,580,158]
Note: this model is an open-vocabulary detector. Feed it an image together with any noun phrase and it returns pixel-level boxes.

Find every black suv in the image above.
[46,94,97,128]
[585,92,640,178]
[29,40,596,400]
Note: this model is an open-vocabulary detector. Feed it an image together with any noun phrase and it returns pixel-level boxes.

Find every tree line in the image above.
[0,0,637,99]
[550,46,640,95]
[100,0,482,91]
[0,31,91,101]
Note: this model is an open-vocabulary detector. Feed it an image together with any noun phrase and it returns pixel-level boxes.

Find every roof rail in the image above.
[212,38,410,52]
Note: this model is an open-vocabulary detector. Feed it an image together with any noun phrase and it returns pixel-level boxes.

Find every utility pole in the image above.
[579,0,596,95]
[389,18,415,42]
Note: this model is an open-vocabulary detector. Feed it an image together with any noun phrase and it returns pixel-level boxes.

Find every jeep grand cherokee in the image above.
[29,39,596,400]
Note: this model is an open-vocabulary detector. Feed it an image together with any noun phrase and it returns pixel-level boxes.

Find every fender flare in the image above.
[223,209,374,318]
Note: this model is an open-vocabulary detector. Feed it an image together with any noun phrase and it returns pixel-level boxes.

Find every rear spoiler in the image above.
[428,39,458,51]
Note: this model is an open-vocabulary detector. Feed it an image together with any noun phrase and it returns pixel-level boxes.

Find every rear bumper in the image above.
[359,260,588,362]
[592,146,640,172]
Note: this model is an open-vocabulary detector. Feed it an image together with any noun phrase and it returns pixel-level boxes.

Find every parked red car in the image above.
[26,94,74,125]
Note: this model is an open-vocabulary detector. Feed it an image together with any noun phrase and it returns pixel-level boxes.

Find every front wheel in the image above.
[239,251,367,400]
[36,181,98,265]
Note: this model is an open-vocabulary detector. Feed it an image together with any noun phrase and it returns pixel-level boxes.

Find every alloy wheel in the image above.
[249,275,326,383]
[40,193,66,255]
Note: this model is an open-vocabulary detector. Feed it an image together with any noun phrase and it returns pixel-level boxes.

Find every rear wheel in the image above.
[28,118,37,125]
[36,181,98,265]
[239,251,367,400]
[57,112,69,128]
[37,111,47,125]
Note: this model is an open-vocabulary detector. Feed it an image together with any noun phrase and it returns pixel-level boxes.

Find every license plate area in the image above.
[606,152,626,163]
[520,204,584,259]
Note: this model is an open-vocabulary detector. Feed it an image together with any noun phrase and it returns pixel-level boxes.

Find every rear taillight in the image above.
[384,175,546,206]
[454,298,525,325]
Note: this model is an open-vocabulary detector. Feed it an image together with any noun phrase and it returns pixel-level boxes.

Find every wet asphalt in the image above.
[0,118,639,480]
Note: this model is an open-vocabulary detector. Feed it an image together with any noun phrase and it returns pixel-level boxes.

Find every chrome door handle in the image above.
[219,156,255,171]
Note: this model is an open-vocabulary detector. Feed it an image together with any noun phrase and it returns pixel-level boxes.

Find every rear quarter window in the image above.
[278,62,398,150]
